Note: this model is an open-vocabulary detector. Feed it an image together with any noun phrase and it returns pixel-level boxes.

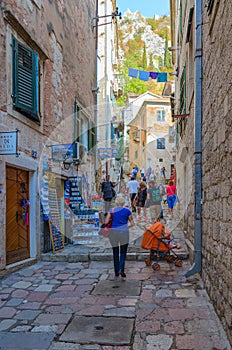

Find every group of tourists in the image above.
[125,176,171,221]
[130,165,168,183]
[100,169,178,280]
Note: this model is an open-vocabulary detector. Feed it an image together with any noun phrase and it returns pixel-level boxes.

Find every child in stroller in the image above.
[141,219,182,270]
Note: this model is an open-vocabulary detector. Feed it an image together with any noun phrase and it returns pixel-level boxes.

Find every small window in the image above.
[169,126,175,143]
[157,110,166,122]
[135,150,138,159]
[88,119,97,152]
[179,65,186,114]
[157,138,165,149]
[12,37,39,122]
[159,158,163,162]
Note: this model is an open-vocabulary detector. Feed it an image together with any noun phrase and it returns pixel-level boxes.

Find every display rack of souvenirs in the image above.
[72,209,100,245]
[91,195,103,211]
[40,174,50,221]
[48,188,64,253]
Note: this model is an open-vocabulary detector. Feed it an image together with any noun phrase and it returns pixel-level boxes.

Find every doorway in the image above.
[6,166,30,265]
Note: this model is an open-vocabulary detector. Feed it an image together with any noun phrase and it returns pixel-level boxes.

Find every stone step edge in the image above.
[41,251,189,263]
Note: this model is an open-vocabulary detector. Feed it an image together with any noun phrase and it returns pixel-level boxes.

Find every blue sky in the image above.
[117,0,170,18]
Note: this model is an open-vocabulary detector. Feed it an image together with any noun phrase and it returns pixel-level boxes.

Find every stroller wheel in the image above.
[152,263,160,271]
[166,255,174,263]
[145,259,152,266]
[175,259,183,267]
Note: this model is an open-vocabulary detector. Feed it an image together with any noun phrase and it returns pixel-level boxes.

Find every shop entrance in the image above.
[6,166,30,265]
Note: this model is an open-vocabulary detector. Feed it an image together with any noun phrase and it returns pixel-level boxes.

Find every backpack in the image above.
[151,187,162,204]
[159,185,166,196]
[102,181,114,200]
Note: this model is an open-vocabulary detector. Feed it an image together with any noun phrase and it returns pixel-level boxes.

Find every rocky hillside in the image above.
[117,10,172,104]
[119,10,166,62]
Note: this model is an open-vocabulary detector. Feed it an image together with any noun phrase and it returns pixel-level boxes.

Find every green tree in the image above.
[142,42,147,69]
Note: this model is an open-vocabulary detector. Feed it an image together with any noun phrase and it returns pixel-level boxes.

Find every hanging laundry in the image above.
[157,72,168,82]
[139,70,150,81]
[149,72,159,79]
[128,68,139,78]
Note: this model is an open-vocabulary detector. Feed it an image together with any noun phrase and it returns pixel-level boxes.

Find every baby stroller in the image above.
[141,221,183,271]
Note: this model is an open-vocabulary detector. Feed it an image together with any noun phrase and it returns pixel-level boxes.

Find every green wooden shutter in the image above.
[179,65,186,114]
[12,37,39,122]
[179,0,183,41]
[88,120,96,153]
[73,100,80,142]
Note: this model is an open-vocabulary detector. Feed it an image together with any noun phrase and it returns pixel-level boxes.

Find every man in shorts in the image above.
[126,176,139,212]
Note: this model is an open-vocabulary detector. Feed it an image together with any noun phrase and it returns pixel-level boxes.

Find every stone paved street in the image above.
[0,214,231,349]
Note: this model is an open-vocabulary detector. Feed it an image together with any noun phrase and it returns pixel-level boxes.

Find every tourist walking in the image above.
[101,175,116,215]
[104,196,134,280]
[166,180,177,217]
[126,176,139,212]
[147,180,163,222]
[134,181,147,220]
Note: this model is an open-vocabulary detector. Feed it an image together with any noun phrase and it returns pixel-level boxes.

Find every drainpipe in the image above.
[94,0,99,172]
[185,0,202,277]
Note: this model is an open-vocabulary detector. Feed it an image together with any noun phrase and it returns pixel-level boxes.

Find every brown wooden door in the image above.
[6,166,30,265]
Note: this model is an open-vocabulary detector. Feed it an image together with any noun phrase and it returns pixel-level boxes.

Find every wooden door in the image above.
[6,166,30,265]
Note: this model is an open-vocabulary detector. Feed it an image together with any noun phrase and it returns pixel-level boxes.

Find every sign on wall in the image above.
[98,147,119,159]
[51,144,72,161]
[0,131,19,155]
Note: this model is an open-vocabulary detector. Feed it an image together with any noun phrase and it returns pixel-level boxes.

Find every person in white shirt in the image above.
[126,177,139,212]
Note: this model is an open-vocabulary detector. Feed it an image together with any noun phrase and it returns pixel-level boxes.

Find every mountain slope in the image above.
[117,10,172,104]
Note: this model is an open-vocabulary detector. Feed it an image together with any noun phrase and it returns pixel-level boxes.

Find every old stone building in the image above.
[170,0,232,344]
[127,92,175,179]
[0,0,97,270]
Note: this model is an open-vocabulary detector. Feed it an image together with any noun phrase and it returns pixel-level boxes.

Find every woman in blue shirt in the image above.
[104,196,134,280]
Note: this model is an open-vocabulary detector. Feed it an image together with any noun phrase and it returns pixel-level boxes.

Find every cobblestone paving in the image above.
[0,212,231,349]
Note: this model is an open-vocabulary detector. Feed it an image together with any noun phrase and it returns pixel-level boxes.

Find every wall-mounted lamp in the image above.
[169,67,179,77]
[168,46,180,51]
[63,157,73,170]
[92,7,122,28]
[92,87,101,94]
[63,157,80,171]
[169,72,178,77]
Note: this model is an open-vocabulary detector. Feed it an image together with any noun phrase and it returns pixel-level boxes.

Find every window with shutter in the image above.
[12,37,39,122]
[157,138,165,149]
[179,65,186,114]
[88,119,96,153]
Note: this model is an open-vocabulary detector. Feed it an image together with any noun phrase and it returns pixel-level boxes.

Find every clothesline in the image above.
[128,68,168,82]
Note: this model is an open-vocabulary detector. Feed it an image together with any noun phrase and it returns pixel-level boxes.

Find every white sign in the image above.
[0,131,18,155]
[51,144,71,161]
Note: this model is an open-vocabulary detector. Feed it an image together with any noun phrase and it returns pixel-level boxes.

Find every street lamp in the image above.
[63,157,80,171]
[63,157,73,170]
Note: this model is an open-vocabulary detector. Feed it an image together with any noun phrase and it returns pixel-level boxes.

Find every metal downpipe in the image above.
[185,0,203,277]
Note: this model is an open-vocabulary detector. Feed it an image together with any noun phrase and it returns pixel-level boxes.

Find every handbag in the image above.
[112,187,116,198]
[99,209,114,237]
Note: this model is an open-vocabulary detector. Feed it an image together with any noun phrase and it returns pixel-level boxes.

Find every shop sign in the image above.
[51,144,72,161]
[0,131,18,155]
[98,147,119,159]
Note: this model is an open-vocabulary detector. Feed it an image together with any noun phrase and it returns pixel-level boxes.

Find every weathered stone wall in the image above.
[1,0,96,141]
[173,0,232,344]
[174,0,195,261]
[0,0,96,269]
[202,0,232,344]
